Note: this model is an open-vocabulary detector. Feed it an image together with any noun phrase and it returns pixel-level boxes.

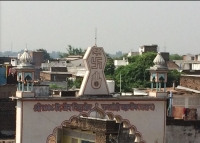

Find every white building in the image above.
[114,57,129,68]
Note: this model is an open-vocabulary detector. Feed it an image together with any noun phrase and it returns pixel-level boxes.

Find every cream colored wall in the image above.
[21,100,166,143]
[16,100,22,143]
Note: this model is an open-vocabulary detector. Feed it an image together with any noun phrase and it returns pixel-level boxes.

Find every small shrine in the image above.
[148,52,169,96]
[14,49,35,97]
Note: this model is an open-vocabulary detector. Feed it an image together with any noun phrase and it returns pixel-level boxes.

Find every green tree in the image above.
[114,52,157,92]
[167,70,182,87]
[104,58,115,79]
[170,54,182,60]
[59,45,85,58]
[36,49,52,60]
[73,78,83,88]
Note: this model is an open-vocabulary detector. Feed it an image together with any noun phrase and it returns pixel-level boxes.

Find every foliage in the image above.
[113,53,128,60]
[73,78,83,88]
[59,45,85,58]
[36,48,52,60]
[114,52,157,92]
[167,70,182,87]
[169,54,182,60]
[104,58,115,79]
[49,84,63,90]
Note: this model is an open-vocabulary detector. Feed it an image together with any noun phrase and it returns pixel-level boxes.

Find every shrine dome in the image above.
[19,49,32,64]
[153,52,165,66]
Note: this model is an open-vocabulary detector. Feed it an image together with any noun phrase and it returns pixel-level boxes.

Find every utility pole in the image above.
[120,74,121,93]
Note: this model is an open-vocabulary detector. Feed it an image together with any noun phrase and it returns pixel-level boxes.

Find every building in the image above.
[139,44,158,55]
[0,85,16,139]
[13,45,167,143]
[114,57,129,69]
[127,51,139,57]
[29,51,44,68]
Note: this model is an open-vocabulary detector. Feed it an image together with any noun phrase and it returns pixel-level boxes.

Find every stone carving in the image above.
[79,46,109,95]
[47,135,56,143]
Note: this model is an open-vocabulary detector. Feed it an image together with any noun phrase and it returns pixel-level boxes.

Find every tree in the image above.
[167,70,182,87]
[36,49,52,60]
[170,54,182,60]
[59,45,85,58]
[104,58,115,79]
[114,52,157,92]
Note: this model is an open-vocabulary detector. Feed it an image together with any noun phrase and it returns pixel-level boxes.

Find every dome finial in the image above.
[19,48,32,65]
[153,52,165,66]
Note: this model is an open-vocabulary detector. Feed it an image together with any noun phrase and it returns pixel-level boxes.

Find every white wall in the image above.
[19,99,166,143]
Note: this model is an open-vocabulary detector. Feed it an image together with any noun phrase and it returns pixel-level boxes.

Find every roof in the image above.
[19,96,167,101]
[41,71,73,75]
[181,74,200,77]
[166,61,179,70]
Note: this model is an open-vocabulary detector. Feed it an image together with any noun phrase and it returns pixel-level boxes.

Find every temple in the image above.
[13,46,167,143]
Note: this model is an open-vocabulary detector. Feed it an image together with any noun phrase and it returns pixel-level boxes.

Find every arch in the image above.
[46,135,56,143]
[89,108,105,119]
[134,132,142,142]
[122,120,130,128]
[113,115,122,123]
[47,111,146,143]
[129,126,137,134]
[78,112,88,117]
[105,112,114,120]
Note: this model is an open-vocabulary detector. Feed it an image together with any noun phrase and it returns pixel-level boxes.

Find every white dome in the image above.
[153,52,165,66]
[19,49,32,64]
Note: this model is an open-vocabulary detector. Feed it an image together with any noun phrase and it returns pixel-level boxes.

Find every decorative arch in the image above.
[105,112,114,120]
[88,103,106,119]
[134,132,142,142]
[129,125,137,134]
[113,115,122,123]
[122,119,131,128]
[46,105,147,143]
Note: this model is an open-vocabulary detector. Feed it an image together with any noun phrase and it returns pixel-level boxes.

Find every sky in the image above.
[1,1,200,55]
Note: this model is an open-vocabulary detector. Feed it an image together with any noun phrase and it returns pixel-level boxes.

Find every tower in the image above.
[14,49,35,96]
[148,52,169,97]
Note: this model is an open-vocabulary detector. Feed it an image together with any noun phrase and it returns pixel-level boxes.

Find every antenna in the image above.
[26,43,27,49]
[95,28,97,46]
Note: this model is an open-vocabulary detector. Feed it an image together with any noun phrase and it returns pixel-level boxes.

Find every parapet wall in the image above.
[166,118,200,143]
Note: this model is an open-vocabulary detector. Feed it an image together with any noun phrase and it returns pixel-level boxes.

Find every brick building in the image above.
[180,75,200,90]
[29,51,44,68]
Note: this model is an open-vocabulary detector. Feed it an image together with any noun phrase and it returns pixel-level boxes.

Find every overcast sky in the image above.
[1,1,200,55]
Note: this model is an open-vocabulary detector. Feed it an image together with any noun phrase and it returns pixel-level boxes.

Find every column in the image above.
[164,82,166,92]
[27,82,29,91]
[156,82,158,91]
[22,82,24,92]
[151,82,153,91]
[31,82,33,91]
[159,82,161,91]
[18,82,21,91]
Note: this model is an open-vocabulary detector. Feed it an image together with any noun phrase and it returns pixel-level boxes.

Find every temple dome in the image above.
[153,52,165,66]
[19,49,32,64]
